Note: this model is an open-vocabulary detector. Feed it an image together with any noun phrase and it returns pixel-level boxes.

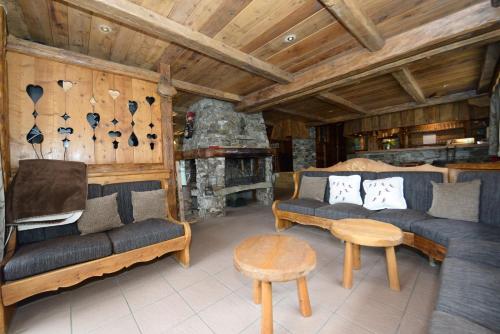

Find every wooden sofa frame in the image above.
[272,158,448,263]
[0,169,192,334]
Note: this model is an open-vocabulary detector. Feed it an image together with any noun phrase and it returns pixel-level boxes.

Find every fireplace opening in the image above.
[225,157,266,187]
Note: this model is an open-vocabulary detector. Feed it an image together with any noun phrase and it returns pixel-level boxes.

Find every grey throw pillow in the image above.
[77,193,123,235]
[132,189,167,222]
[428,180,481,222]
[298,176,327,202]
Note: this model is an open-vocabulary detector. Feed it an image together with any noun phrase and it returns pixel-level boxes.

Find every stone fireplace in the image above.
[180,99,273,218]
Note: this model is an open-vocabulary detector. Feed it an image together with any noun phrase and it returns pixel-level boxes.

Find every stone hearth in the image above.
[180,98,273,218]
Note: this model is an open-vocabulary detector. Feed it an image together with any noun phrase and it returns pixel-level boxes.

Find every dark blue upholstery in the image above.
[436,257,500,333]
[430,311,495,334]
[457,171,500,227]
[277,199,325,216]
[446,239,500,268]
[315,203,371,220]
[17,184,102,245]
[368,209,431,231]
[102,181,162,224]
[376,172,443,212]
[410,218,500,247]
[106,218,185,253]
[4,233,112,281]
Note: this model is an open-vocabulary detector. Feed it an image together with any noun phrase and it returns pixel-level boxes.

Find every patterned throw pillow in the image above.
[328,175,363,205]
[132,189,167,222]
[77,193,123,235]
[363,177,407,210]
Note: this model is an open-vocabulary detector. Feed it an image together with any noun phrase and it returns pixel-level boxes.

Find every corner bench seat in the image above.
[3,233,112,281]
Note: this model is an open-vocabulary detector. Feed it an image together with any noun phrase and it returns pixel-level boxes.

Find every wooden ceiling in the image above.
[5,0,500,132]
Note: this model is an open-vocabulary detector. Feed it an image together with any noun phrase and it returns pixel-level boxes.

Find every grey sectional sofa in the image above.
[273,167,500,333]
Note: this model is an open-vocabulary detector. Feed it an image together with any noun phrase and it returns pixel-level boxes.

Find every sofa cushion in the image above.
[298,176,327,202]
[17,184,103,245]
[106,218,185,254]
[132,189,167,222]
[446,239,500,268]
[368,209,430,231]
[277,199,325,216]
[315,203,372,220]
[410,218,500,247]
[4,233,112,281]
[102,181,162,224]
[377,172,443,212]
[77,193,123,235]
[457,171,500,227]
[430,311,496,334]
[428,180,481,222]
[436,257,500,333]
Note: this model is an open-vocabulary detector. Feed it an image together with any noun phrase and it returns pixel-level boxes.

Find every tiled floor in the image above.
[9,203,440,334]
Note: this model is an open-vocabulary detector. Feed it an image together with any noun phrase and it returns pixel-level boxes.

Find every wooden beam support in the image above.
[158,64,177,219]
[319,0,384,51]
[0,7,10,188]
[238,3,500,112]
[6,36,242,102]
[316,92,368,114]
[477,42,500,93]
[273,107,329,122]
[63,0,293,83]
[392,67,426,103]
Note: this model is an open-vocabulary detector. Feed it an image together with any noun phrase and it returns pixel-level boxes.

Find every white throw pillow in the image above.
[363,177,407,210]
[328,175,363,205]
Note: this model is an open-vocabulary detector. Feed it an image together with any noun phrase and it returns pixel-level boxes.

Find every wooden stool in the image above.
[234,235,316,334]
[331,219,403,291]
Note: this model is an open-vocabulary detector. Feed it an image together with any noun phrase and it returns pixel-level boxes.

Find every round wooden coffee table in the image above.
[234,234,316,334]
[331,219,403,291]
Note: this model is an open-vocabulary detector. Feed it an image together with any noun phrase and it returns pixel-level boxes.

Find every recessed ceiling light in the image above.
[99,24,112,33]
[284,34,297,43]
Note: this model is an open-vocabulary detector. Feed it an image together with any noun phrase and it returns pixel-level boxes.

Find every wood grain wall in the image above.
[7,52,163,169]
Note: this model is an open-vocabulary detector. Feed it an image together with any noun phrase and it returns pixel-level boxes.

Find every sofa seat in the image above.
[430,311,496,334]
[106,218,185,254]
[435,257,500,333]
[3,233,112,281]
[315,203,372,220]
[368,209,431,231]
[410,219,500,247]
[277,199,325,216]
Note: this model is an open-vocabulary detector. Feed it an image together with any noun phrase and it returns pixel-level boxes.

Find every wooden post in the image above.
[490,84,499,156]
[296,277,312,317]
[0,5,10,189]
[158,63,178,219]
[261,281,273,334]
[253,280,262,304]
[385,246,400,291]
[343,241,354,289]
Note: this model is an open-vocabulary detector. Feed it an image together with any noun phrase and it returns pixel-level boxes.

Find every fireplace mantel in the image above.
[178,147,272,160]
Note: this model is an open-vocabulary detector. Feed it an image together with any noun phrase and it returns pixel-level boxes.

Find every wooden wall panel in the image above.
[7,51,165,169]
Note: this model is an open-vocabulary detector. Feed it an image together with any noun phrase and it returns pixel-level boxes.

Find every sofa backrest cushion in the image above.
[102,181,162,224]
[300,171,377,202]
[17,184,102,245]
[457,171,500,226]
[377,172,443,212]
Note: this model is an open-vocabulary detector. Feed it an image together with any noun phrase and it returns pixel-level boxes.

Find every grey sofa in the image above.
[2,180,189,290]
[274,169,500,333]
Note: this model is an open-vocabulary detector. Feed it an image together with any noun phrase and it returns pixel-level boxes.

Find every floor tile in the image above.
[118,271,175,310]
[198,293,259,334]
[318,313,373,334]
[240,319,289,334]
[214,266,251,291]
[161,260,210,291]
[87,314,140,334]
[133,293,194,334]
[397,313,429,334]
[179,276,232,312]
[170,315,214,334]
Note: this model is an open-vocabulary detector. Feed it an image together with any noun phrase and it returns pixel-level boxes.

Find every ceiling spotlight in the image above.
[99,24,112,33]
[284,34,297,43]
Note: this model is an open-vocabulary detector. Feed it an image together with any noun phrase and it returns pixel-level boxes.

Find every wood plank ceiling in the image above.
[6,0,500,132]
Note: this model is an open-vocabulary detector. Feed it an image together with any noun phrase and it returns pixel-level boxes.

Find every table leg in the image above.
[253,280,262,304]
[353,244,361,270]
[296,277,312,317]
[343,241,354,289]
[261,281,273,334]
[385,246,400,291]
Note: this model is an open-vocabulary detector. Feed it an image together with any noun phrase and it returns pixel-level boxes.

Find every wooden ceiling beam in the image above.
[238,3,500,112]
[319,0,384,51]
[6,36,242,102]
[63,0,293,84]
[391,67,426,103]
[273,107,329,122]
[316,92,369,114]
[477,42,500,93]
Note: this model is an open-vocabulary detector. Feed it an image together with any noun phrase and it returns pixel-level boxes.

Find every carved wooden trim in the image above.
[1,236,187,305]
[304,158,449,181]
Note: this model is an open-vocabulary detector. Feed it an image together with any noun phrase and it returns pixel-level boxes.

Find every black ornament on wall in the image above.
[26,84,45,159]
[57,80,74,158]
[108,89,122,149]
[87,96,99,142]
[145,96,156,150]
[128,100,139,147]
